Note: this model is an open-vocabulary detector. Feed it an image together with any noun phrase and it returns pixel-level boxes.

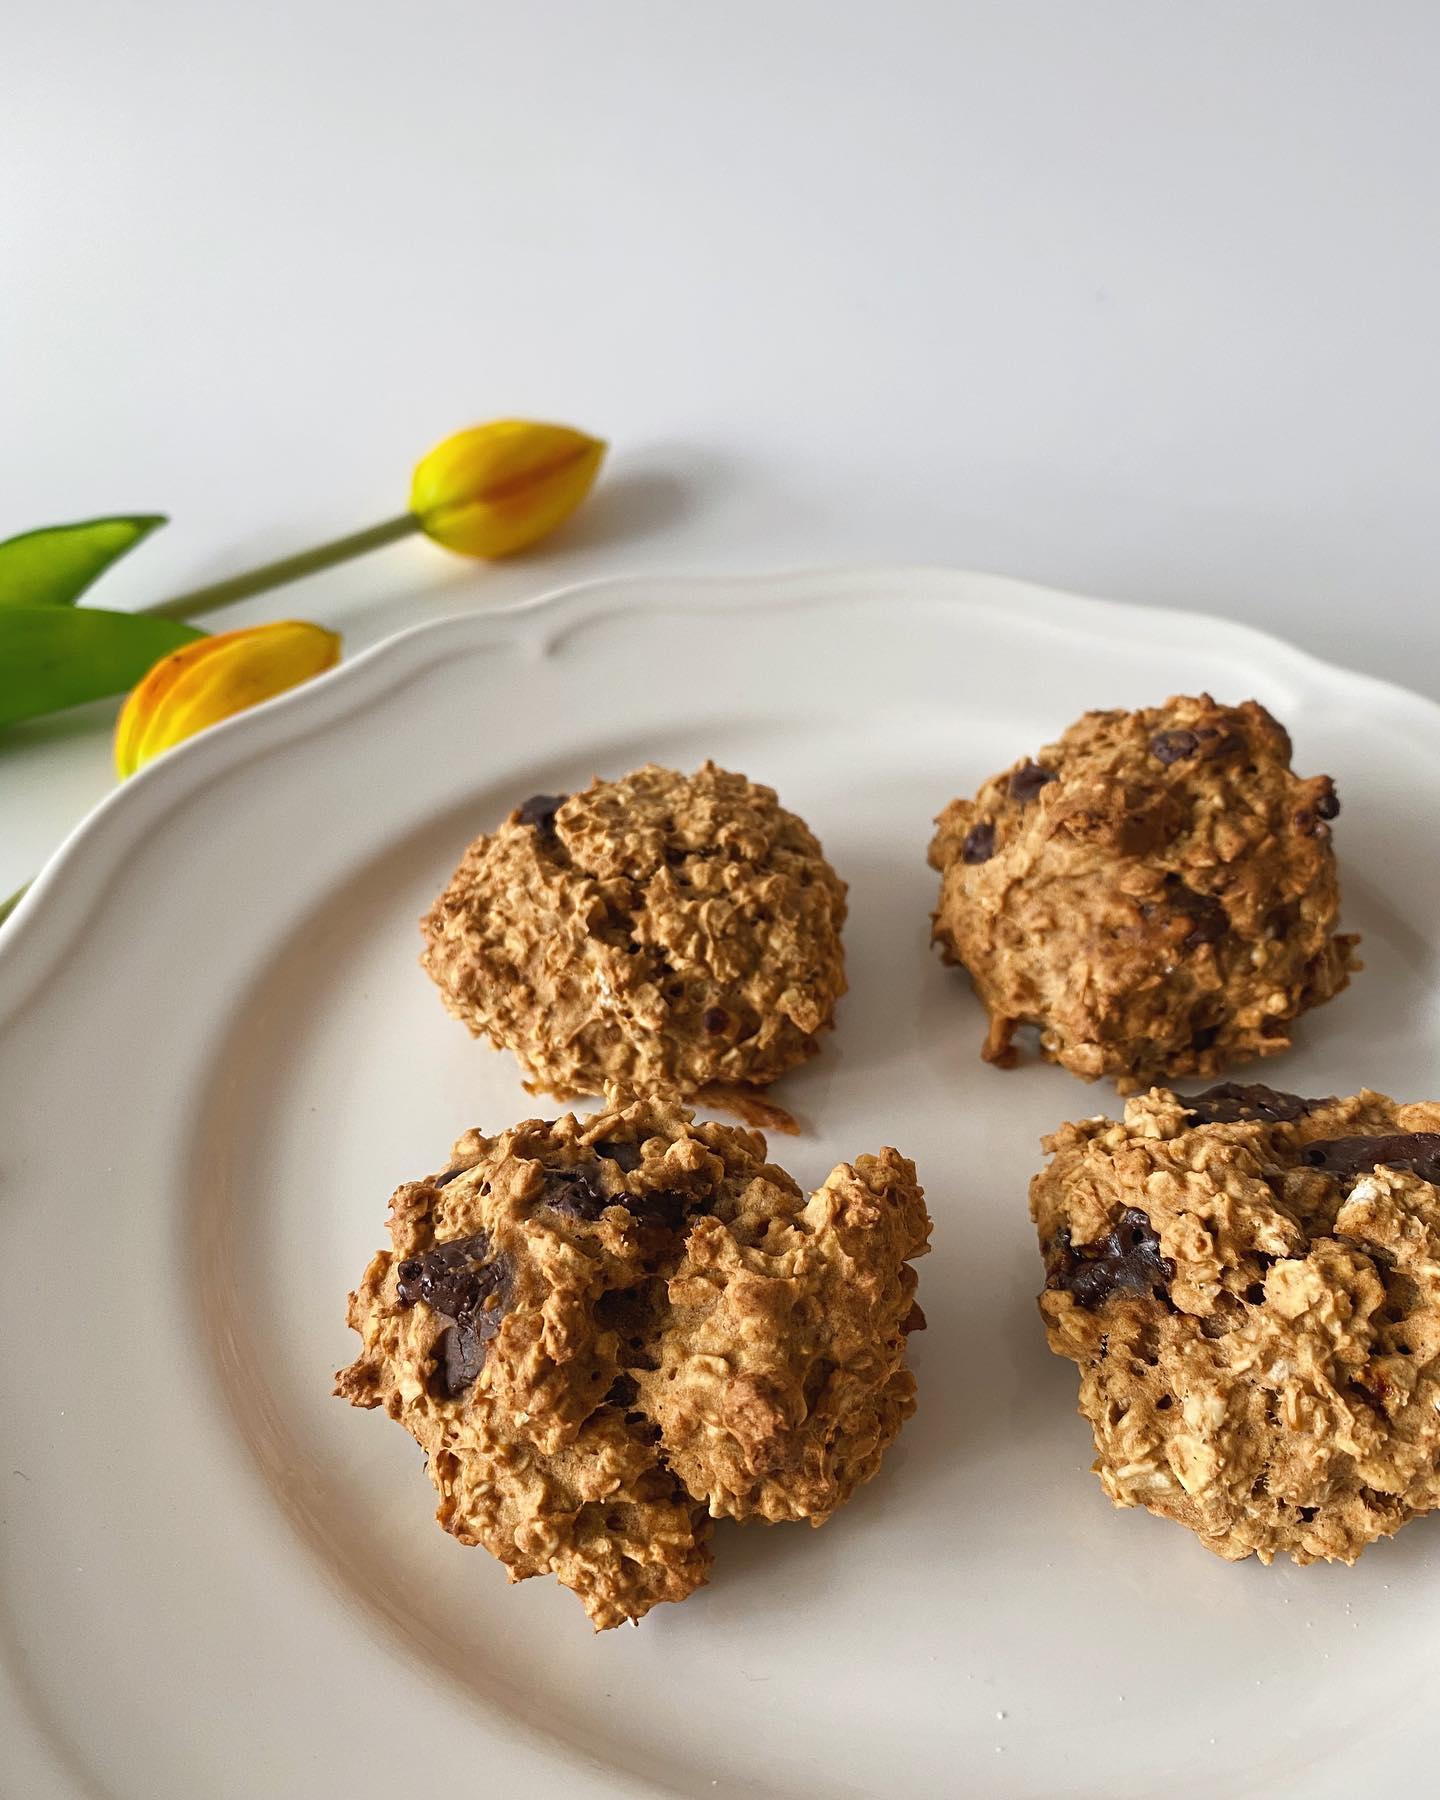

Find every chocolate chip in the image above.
[433,1166,466,1187]
[395,1233,493,1315]
[1008,761,1058,804]
[1295,776,1341,837]
[1150,729,1200,765]
[1184,1083,1318,1125]
[1150,726,1245,765]
[592,1139,643,1173]
[1301,1133,1440,1189]
[435,1322,487,1396]
[395,1232,512,1398]
[625,1189,705,1229]
[1045,1207,1174,1310]
[516,792,567,846]
[962,820,995,864]
[1165,876,1230,949]
[543,1161,707,1230]
[1298,1506,1318,1522]
[702,1007,729,1034]
[542,1166,611,1221]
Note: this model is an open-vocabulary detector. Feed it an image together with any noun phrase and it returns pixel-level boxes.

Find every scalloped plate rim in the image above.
[3,561,1436,1026]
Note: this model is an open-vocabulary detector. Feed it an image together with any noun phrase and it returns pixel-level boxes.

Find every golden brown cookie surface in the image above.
[336,1092,930,1628]
[636,1146,929,1525]
[422,762,847,1100]
[929,695,1357,1089]
[1031,1082,1440,1565]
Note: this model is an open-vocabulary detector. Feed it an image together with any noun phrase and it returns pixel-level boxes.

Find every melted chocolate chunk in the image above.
[592,1139,643,1173]
[962,820,995,864]
[435,1323,486,1396]
[1301,1133,1440,1189]
[542,1166,611,1220]
[543,1162,706,1230]
[516,792,567,846]
[1184,1083,1318,1126]
[1045,1207,1174,1310]
[396,1232,496,1316]
[1008,761,1058,804]
[625,1189,705,1229]
[1165,876,1230,949]
[395,1232,512,1398]
[1150,728,1199,765]
[702,1006,729,1034]
[1150,725,1246,765]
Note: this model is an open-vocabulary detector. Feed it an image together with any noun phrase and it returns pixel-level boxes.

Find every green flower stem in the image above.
[141,511,421,622]
[1,512,432,933]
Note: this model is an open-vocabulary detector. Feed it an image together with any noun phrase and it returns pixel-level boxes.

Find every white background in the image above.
[3,1,1437,894]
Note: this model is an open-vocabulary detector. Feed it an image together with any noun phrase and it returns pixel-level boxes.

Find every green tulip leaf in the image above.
[0,514,167,609]
[0,606,204,729]
[0,881,28,927]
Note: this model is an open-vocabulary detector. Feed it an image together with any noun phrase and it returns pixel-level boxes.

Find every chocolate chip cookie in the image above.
[336,1091,930,1627]
[929,695,1358,1089]
[422,762,848,1103]
[1032,1082,1440,1564]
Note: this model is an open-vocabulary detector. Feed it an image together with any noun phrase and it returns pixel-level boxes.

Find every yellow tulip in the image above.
[409,420,607,558]
[114,620,341,777]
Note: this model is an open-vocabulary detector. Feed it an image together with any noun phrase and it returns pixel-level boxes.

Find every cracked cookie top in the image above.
[929,695,1358,1089]
[422,761,848,1100]
[1032,1081,1440,1565]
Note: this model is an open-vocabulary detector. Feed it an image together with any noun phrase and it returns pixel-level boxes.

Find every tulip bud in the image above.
[114,619,341,777]
[409,420,606,558]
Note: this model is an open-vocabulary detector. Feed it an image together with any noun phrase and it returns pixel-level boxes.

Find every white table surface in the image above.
[4,0,1437,898]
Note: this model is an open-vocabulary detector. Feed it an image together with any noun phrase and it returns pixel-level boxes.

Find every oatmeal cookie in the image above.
[1032,1081,1440,1564]
[421,762,847,1100]
[336,1091,929,1628]
[929,695,1357,1089]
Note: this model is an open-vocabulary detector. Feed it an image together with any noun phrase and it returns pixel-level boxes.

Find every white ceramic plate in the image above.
[4,568,1439,1800]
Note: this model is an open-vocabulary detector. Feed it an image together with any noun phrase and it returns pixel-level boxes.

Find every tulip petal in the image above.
[410,420,606,558]
[115,620,341,777]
